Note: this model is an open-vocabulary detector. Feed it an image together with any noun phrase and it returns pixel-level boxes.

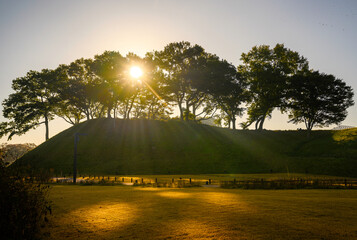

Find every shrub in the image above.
[0,160,51,240]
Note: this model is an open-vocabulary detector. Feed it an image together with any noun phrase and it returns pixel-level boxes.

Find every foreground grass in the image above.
[43,185,357,240]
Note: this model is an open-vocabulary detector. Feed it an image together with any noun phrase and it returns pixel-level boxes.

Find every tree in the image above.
[151,41,210,121]
[0,143,36,165]
[1,69,62,141]
[204,58,248,129]
[131,55,172,120]
[56,59,101,124]
[287,71,354,132]
[239,43,309,130]
[90,51,126,118]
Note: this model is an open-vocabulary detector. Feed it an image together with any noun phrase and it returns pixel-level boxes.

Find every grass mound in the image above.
[16,119,357,177]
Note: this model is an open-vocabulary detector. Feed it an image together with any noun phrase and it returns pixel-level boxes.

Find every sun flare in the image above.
[130,66,143,79]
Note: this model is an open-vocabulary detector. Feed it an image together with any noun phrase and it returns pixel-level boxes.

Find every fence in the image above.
[50,176,357,189]
[220,178,357,189]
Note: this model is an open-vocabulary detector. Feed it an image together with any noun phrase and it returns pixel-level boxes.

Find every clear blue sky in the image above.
[1,0,356,144]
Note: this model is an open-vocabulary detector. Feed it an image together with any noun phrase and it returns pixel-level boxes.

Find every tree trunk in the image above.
[127,97,136,119]
[306,120,314,138]
[192,104,196,121]
[185,101,190,121]
[107,107,112,118]
[232,115,236,130]
[255,119,260,130]
[258,112,267,130]
[178,102,184,121]
[44,114,49,141]
[258,116,265,130]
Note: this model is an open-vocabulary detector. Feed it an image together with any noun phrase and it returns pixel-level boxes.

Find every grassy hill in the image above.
[16,118,357,177]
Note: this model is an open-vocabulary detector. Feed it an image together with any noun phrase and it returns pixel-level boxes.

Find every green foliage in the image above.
[1,41,354,142]
[1,69,63,140]
[203,58,248,129]
[151,41,213,121]
[239,43,309,130]
[56,59,97,124]
[0,143,36,165]
[0,160,52,240]
[288,71,354,131]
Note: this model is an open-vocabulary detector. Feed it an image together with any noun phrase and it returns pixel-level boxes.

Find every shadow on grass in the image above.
[44,186,357,240]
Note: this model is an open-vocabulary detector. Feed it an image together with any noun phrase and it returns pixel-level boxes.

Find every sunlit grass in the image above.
[332,127,357,142]
[43,185,357,239]
[70,202,137,231]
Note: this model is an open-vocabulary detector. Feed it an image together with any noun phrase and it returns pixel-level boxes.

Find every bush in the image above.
[0,161,51,240]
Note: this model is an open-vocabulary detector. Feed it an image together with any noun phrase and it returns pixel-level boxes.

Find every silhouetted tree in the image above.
[56,58,105,124]
[90,51,126,118]
[204,58,248,129]
[287,71,354,132]
[1,69,63,140]
[239,43,309,130]
[152,41,210,121]
[131,54,172,120]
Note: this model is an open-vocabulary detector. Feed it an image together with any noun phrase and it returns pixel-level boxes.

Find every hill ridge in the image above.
[16,118,357,177]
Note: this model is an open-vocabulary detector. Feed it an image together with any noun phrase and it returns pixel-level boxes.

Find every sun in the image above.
[130,66,143,79]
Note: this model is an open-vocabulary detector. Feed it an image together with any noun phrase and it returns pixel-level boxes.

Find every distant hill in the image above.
[15,119,357,177]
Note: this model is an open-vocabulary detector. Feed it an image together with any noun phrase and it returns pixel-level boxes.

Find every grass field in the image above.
[43,185,357,240]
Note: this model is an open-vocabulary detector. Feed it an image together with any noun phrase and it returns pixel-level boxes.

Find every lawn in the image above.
[43,185,357,239]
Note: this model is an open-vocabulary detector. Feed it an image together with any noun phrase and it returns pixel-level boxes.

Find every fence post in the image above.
[209,179,211,184]
[234,178,236,184]
[172,178,174,183]
[155,178,157,183]
[190,178,192,184]
[131,178,133,183]
[142,178,144,184]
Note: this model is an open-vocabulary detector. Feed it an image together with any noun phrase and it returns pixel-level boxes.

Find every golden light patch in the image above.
[198,192,255,212]
[135,187,165,191]
[157,191,192,199]
[69,202,137,231]
[332,128,357,142]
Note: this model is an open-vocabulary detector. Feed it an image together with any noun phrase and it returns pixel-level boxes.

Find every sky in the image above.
[0,0,356,145]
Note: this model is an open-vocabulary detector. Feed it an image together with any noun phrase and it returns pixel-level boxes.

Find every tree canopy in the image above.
[239,43,309,130]
[0,42,354,141]
[1,69,63,140]
[288,71,354,131]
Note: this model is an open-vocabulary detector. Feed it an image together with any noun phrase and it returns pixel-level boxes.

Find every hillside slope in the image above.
[16,119,357,177]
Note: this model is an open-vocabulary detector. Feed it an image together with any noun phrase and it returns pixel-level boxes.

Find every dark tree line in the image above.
[0,42,354,141]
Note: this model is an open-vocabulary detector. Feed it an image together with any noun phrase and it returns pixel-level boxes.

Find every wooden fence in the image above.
[220,178,357,189]
[50,176,357,189]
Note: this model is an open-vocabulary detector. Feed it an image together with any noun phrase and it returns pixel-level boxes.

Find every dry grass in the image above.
[43,185,357,239]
